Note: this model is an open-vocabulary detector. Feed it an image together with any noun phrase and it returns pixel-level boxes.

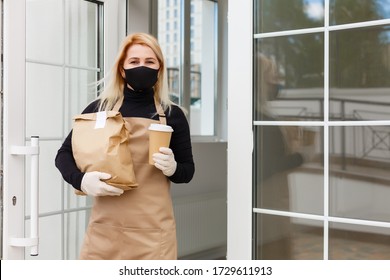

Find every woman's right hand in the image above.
[81,171,124,196]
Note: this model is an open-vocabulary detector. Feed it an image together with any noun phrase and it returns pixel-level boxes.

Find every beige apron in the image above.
[79,99,177,260]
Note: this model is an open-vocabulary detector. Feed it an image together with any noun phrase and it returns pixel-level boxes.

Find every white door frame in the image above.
[227,0,253,260]
[2,0,28,260]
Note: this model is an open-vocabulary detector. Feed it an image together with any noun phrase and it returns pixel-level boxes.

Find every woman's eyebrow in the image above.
[127,56,156,61]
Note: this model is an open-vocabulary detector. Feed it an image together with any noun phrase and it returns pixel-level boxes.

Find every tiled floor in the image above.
[291,225,390,260]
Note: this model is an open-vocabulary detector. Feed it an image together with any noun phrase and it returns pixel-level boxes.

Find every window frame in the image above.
[156,0,222,142]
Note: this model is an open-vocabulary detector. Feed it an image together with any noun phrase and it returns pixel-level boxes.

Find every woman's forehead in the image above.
[126,44,157,59]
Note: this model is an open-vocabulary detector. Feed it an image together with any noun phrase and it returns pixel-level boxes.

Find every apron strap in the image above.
[112,97,124,112]
[154,97,167,125]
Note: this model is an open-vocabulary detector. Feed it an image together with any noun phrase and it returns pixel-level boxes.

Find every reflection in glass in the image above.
[254,125,324,214]
[329,25,390,121]
[254,0,324,33]
[255,214,323,260]
[329,223,390,259]
[329,126,390,223]
[330,0,390,25]
[254,35,324,121]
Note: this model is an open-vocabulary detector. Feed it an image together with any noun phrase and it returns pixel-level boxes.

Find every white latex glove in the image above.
[81,171,124,196]
[152,147,177,177]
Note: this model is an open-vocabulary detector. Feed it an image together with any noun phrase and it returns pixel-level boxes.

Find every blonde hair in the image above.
[256,54,281,110]
[97,33,172,112]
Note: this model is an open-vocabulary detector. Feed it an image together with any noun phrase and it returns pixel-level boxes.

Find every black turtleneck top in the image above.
[55,87,195,190]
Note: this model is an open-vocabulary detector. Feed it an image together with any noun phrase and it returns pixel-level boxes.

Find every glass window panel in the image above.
[329,223,390,259]
[67,69,99,125]
[159,0,217,136]
[190,0,216,136]
[255,214,323,260]
[26,63,64,138]
[330,0,390,25]
[329,25,390,121]
[254,0,324,34]
[65,0,99,68]
[25,215,62,260]
[329,126,390,223]
[254,125,324,214]
[26,0,64,64]
[158,0,182,103]
[64,211,89,260]
[254,34,324,121]
[64,182,93,210]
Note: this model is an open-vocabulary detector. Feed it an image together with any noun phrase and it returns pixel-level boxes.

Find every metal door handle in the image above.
[9,136,40,256]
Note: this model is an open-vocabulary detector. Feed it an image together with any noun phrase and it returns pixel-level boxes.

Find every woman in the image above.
[55,33,195,260]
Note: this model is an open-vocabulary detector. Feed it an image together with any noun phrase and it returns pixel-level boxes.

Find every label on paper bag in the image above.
[94,111,107,129]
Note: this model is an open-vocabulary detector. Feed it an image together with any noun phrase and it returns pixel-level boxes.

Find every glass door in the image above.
[252,0,390,260]
[227,0,390,260]
[2,0,126,260]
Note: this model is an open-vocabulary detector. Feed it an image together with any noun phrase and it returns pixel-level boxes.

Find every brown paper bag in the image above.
[72,110,138,195]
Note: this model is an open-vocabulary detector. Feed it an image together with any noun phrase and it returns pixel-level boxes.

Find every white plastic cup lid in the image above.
[148,123,173,132]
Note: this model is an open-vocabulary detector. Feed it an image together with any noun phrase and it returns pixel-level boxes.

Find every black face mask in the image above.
[123,66,159,92]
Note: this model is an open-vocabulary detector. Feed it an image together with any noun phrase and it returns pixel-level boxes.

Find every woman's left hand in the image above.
[152,147,177,177]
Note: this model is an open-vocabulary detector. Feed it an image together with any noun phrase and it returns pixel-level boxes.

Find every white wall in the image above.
[172,142,227,198]
[172,142,227,258]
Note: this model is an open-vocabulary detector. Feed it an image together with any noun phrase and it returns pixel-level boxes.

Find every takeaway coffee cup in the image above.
[148,123,174,165]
